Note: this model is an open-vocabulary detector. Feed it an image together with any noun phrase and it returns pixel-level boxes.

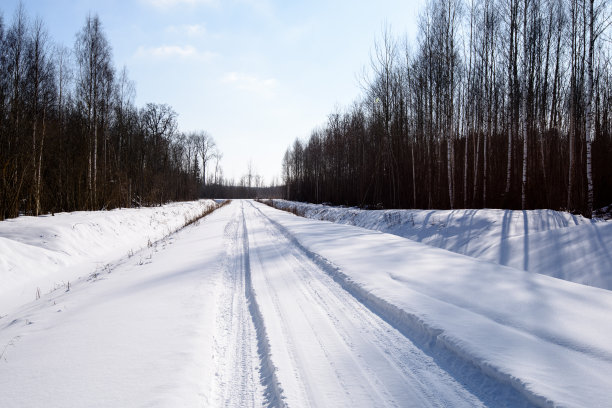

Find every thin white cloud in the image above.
[222,72,278,97]
[142,0,217,8]
[166,24,207,37]
[135,45,217,61]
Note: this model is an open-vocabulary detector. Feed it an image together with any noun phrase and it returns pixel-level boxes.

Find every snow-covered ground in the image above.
[0,200,216,316]
[270,200,612,290]
[1,200,611,407]
[0,201,229,407]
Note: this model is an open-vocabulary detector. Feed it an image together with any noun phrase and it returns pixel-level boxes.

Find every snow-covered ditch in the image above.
[269,200,612,290]
[254,201,612,407]
[0,200,217,315]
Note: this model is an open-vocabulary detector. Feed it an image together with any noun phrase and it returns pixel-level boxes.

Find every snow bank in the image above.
[254,201,612,407]
[270,200,612,289]
[0,202,231,408]
[0,200,216,315]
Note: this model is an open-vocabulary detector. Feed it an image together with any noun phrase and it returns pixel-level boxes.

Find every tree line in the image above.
[0,5,221,220]
[204,159,284,199]
[282,0,611,216]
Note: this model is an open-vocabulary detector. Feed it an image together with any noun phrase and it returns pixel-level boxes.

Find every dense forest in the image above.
[0,5,223,220]
[282,0,612,217]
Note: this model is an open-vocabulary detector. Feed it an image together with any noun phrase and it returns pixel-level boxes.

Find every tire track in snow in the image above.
[240,202,287,407]
[211,208,264,407]
[249,201,538,408]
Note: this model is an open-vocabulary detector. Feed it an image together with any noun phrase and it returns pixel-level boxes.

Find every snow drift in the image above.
[0,200,216,315]
[270,200,612,290]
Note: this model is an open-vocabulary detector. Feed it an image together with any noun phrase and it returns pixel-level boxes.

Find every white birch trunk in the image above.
[463,106,469,208]
[447,137,454,209]
[585,0,595,217]
[411,141,416,207]
[35,105,46,217]
[521,0,529,210]
[505,6,514,198]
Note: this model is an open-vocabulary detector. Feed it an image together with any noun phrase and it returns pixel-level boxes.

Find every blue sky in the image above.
[3,0,423,184]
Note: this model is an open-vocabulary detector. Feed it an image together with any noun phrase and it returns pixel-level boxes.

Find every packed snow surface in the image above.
[271,200,612,289]
[1,200,611,407]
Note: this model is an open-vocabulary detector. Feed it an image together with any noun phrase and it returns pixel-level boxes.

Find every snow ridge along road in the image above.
[269,199,612,290]
[0,199,217,316]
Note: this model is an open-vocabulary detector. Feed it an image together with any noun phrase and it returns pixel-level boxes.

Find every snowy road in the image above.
[2,199,611,407]
[240,201,482,407]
